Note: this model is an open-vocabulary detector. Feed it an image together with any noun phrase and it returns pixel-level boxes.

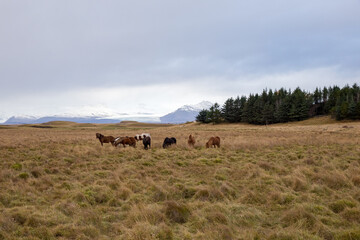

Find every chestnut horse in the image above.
[115,137,136,147]
[96,133,115,146]
[206,136,220,148]
[188,134,195,147]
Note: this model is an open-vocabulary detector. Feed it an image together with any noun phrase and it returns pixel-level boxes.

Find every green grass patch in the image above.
[11,163,22,171]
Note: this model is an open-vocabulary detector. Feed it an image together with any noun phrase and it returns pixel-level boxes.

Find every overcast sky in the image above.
[1,0,359,121]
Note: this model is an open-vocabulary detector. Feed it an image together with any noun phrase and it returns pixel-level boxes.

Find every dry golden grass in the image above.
[0,119,360,239]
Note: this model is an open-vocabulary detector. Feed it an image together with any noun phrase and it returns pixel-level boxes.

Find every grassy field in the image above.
[1,117,360,240]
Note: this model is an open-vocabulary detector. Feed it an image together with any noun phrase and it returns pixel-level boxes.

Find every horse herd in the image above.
[95,133,220,150]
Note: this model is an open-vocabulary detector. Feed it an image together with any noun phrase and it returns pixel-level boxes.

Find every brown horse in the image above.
[96,133,116,146]
[114,137,126,146]
[206,136,220,148]
[115,137,136,147]
[188,134,195,147]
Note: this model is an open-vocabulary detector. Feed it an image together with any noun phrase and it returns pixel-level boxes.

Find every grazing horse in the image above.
[143,136,151,150]
[135,133,151,141]
[188,134,195,147]
[96,133,115,146]
[115,137,136,147]
[114,137,126,146]
[206,136,220,148]
[163,137,177,148]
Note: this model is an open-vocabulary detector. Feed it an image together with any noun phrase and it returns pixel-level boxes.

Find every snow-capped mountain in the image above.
[1,101,213,125]
[3,115,161,124]
[178,101,214,112]
[3,113,161,125]
[160,101,213,124]
[3,115,39,124]
[0,113,8,124]
[1,103,165,124]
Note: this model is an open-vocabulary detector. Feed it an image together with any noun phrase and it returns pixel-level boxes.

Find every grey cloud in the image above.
[0,0,359,98]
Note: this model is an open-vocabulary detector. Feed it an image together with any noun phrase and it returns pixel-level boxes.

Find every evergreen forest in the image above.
[196,84,360,125]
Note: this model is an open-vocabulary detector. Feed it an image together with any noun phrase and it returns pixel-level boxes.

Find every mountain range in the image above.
[159,101,213,124]
[1,101,213,125]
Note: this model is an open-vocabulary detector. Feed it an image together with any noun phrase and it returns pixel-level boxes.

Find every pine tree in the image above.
[208,103,222,124]
[289,104,299,121]
[322,87,328,103]
[196,109,210,123]
[277,95,291,122]
[241,101,249,123]
[253,96,263,124]
[340,102,349,120]
[313,87,321,104]
[246,94,258,124]
[353,83,360,103]
[235,96,246,122]
[268,89,274,105]
[262,103,274,125]
[326,86,340,114]
[222,98,236,123]
[356,102,360,119]
[348,98,357,120]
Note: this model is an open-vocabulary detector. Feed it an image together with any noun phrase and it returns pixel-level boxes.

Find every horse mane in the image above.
[96,133,104,139]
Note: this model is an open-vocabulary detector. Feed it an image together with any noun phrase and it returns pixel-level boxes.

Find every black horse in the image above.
[143,136,151,150]
[163,137,176,148]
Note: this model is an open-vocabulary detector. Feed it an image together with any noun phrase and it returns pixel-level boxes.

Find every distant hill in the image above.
[3,116,124,125]
[160,101,213,124]
[3,116,161,125]
[2,101,213,125]
[118,121,174,128]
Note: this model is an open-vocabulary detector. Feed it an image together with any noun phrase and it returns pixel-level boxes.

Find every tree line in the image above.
[196,84,360,125]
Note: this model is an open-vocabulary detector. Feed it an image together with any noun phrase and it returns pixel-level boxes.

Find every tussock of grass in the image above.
[335,229,360,240]
[127,204,166,225]
[165,201,191,223]
[281,205,318,230]
[18,172,29,179]
[0,121,359,239]
[205,211,228,224]
[341,209,360,223]
[351,176,360,187]
[11,163,22,170]
[194,187,225,202]
[329,200,356,213]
